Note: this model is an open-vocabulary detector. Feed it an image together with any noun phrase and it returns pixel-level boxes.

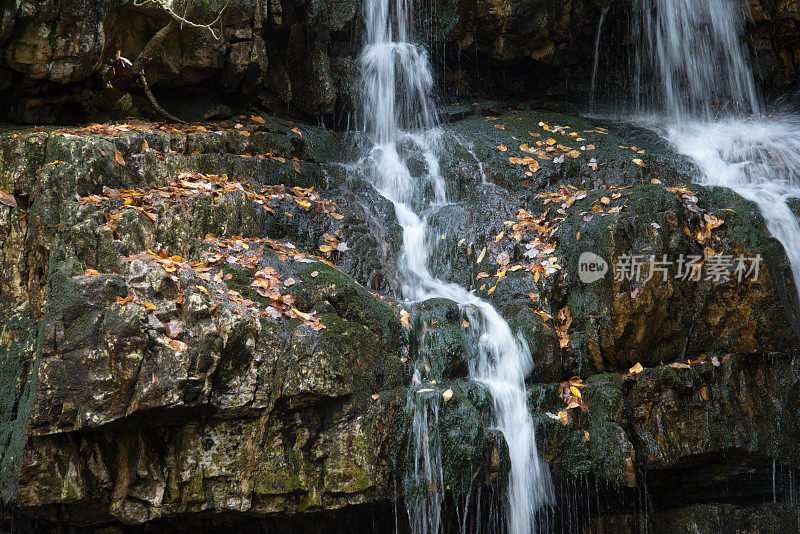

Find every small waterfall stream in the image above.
[356,0,553,530]
[638,0,800,301]
[589,5,610,110]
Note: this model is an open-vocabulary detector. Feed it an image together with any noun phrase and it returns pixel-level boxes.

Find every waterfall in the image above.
[637,0,760,120]
[357,0,553,530]
[638,0,800,302]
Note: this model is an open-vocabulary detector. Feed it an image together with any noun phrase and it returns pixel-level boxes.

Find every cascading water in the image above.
[357,0,553,530]
[637,0,760,119]
[637,0,800,301]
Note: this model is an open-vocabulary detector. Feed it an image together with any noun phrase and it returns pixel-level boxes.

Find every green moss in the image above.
[0,311,41,503]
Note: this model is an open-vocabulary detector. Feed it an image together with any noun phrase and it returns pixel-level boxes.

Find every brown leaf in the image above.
[0,189,18,208]
[667,362,692,369]
[114,150,126,166]
[165,336,188,352]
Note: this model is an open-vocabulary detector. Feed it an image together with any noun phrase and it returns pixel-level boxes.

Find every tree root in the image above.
[140,72,185,124]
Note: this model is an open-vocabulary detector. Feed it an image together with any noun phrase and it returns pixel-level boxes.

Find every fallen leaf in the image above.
[477,246,486,264]
[311,270,319,277]
[165,336,188,352]
[668,362,691,369]
[632,158,645,167]
[442,389,453,402]
[284,277,296,287]
[400,310,410,329]
[114,150,126,166]
[629,362,644,375]
[0,189,17,208]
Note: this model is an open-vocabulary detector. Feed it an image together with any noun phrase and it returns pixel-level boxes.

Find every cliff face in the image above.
[3,1,800,533]
[1,0,800,124]
[2,105,800,532]
[0,118,410,529]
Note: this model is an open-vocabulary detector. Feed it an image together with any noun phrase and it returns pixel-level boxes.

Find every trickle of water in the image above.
[589,5,611,110]
[357,0,553,529]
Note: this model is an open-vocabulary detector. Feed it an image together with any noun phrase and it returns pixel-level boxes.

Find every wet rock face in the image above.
[3,105,800,532]
[0,117,410,527]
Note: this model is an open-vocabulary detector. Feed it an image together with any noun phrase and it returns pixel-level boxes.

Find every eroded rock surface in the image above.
[2,106,800,532]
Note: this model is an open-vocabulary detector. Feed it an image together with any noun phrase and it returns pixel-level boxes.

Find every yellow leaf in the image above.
[371,394,380,400]
[251,115,266,124]
[632,158,645,167]
[600,196,610,205]
[291,127,303,136]
[400,310,410,329]
[570,385,582,398]
[477,246,486,264]
[442,389,453,402]
[629,362,644,374]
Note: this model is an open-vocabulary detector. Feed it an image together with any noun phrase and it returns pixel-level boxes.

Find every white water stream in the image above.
[639,0,800,301]
[356,0,552,530]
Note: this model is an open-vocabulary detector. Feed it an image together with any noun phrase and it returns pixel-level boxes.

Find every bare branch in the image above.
[132,0,231,39]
